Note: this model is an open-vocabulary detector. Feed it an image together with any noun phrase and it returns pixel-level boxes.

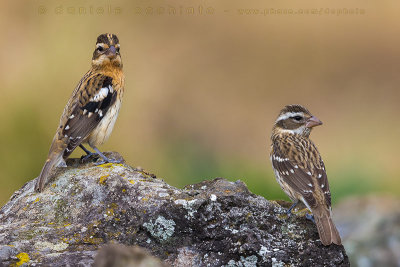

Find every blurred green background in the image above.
[0,0,399,207]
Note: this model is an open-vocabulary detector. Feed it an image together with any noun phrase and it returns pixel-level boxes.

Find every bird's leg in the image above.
[91,146,122,165]
[79,144,93,155]
[287,201,299,216]
[80,144,97,162]
[305,213,315,223]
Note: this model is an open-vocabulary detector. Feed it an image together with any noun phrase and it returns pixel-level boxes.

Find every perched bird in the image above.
[35,33,125,192]
[270,104,341,246]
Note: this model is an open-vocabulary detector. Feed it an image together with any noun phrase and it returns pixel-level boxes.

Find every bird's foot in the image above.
[80,152,99,163]
[91,146,122,165]
[305,213,315,223]
[79,144,100,163]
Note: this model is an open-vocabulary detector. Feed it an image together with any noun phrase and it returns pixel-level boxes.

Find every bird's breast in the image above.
[87,89,123,147]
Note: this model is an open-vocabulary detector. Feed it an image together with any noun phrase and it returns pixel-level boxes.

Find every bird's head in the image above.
[92,33,122,68]
[273,104,322,137]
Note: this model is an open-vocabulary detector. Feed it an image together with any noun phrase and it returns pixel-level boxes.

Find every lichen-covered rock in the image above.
[0,152,349,266]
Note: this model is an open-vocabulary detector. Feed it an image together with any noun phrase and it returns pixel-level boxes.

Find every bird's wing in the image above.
[271,138,331,209]
[61,74,117,158]
[317,160,331,207]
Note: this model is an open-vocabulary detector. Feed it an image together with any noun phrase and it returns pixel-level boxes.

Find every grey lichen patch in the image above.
[282,222,306,239]
[271,257,285,267]
[143,216,176,241]
[158,192,169,198]
[0,245,17,262]
[53,198,70,224]
[258,245,270,257]
[35,241,69,252]
[174,199,198,219]
[224,255,258,267]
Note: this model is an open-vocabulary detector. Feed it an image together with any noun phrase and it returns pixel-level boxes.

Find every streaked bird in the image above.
[35,33,125,192]
[270,104,341,245]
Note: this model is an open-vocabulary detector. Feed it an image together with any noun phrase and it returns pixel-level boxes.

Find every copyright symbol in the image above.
[38,6,47,14]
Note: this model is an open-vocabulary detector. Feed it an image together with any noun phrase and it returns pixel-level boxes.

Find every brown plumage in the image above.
[270,104,341,246]
[35,33,125,192]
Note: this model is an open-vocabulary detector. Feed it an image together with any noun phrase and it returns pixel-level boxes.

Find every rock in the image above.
[334,195,400,267]
[0,152,349,266]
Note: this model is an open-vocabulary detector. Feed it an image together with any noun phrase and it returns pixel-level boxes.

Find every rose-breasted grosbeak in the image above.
[270,104,341,245]
[35,33,125,192]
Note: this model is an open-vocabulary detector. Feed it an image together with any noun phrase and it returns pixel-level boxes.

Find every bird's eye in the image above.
[293,116,302,121]
[97,46,104,52]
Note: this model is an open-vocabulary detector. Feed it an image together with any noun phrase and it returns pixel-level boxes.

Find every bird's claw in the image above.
[80,152,98,163]
[305,213,315,223]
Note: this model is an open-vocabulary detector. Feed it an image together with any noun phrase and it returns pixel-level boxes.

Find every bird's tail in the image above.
[35,152,64,192]
[313,206,342,246]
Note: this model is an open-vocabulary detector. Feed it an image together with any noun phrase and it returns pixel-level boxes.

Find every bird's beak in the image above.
[305,116,323,128]
[106,46,117,59]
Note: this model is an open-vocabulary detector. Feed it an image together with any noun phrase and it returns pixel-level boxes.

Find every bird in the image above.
[270,104,341,246]
[35,33,125,192]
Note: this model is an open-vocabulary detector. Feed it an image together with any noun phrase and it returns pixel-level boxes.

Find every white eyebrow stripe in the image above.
[276,112,304,122]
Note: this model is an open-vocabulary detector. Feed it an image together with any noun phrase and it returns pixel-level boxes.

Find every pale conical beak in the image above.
[106,46,117,59]
[305,116,323,128]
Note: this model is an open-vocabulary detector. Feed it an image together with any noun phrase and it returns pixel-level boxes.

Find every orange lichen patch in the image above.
[128,180,135,185]
[82,236,103,244]
[99,175,109,185]
[33,197,40,203]
[97,163,125,169]
[107,231,122,239]
[122,189,126,193]
[105,203,118,217]
[51,184,56,188]
[105,208,114,217]
[246,213,253,220]
[97,163,114,168]
[277,214,289,220]
[293,208,310,217]
[13,252,30,266]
